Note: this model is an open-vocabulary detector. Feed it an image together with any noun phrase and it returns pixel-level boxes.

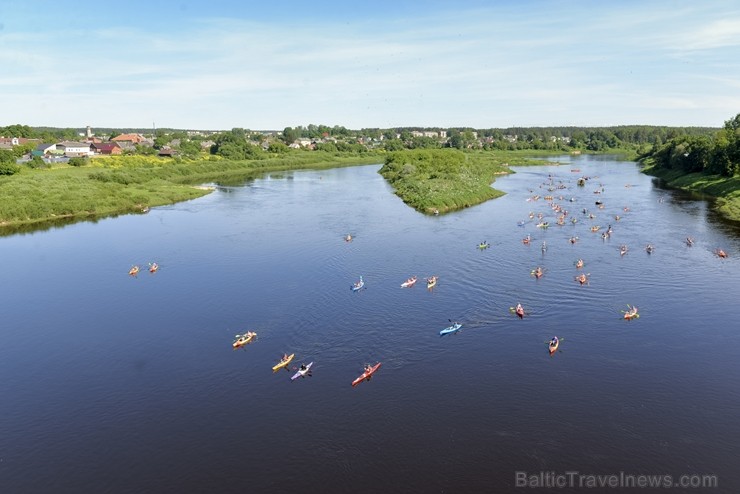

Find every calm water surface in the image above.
[1,155,739,493]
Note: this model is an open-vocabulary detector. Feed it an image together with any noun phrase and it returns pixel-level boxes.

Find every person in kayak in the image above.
[550,337,558,347]
[300,364,307,371]
[515,304,525,319]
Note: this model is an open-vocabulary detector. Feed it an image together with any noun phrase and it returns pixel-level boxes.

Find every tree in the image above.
[281,127,298,144]
[178,140,201,158]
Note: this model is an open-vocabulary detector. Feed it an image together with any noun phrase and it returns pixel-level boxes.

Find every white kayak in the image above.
[291,362,314,381]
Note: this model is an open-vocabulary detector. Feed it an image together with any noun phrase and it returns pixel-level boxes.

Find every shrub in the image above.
[68,157,88,167]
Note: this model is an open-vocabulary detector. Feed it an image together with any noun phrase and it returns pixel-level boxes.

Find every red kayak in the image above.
[351,362,381,387]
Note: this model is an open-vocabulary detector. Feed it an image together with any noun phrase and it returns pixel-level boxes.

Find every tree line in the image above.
[2,121,729,162]
[640,114,740,177]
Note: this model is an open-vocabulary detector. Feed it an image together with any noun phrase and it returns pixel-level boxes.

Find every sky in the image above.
[1,0,739,130]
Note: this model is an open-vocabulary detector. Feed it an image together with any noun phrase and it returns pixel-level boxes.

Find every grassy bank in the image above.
[378,149,549,214]
[0,152,381,229]
[642,164,740,223]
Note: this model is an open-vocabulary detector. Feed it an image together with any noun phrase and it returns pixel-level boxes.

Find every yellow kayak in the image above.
[272,353,295,371]
[232,331,256,349]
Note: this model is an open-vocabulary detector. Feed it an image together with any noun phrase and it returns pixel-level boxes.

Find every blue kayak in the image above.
[439,322,462,336]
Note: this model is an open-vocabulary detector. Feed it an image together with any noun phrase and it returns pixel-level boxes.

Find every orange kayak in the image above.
[549,338,559,354]
[129,266,139,276]
[352,362,381,387]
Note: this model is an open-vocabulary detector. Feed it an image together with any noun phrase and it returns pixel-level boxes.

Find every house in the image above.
[91,142,122,155]
[111,133,145,146]
[158,148,178,157]
[32,143,58,157]
[56,141,93,157]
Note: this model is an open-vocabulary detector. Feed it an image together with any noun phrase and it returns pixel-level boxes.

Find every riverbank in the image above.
[0,153,380,230]
[641,165,740,223]
[378,149,552,214]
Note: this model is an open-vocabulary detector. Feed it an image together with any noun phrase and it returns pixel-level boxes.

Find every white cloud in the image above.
[1,3,738,128]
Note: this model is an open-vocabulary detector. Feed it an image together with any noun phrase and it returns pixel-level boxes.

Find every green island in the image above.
[1,116,738,230]
[379,149,552,214]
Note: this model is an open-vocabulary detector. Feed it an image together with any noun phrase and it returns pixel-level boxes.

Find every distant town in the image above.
[0,123,721,166]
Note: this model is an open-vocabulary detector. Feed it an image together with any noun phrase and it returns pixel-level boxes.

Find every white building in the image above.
[56,141,93,157]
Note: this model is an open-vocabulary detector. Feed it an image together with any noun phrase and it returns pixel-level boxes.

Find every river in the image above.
[1,155,738,493]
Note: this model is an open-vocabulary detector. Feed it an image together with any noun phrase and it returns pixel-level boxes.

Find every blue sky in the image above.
[1,0,739,130]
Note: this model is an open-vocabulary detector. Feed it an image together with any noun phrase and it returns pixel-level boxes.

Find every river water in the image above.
[1,155,738,493]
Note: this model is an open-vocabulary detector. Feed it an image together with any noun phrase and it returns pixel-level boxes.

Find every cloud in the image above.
[1,3,738,128]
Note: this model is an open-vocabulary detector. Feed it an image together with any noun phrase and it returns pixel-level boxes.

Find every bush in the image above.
[0,162,21,175]
[68,157,88,167]
[28,156,47,169]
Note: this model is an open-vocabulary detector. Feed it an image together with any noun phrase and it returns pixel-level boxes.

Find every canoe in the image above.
[291,362,313,381]
[549,338,559,354]
[232,332,256,349]
[272,353,295,372]
[427,276,437,289]
[351,362,382,387]
[401,277,417,288]
[439,322,462,336]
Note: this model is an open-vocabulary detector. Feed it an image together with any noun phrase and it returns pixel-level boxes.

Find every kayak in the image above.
[401,276,417,288]
[232,331,256,349]
[148,263,158,273]
[439,322,462,336]
[623,312,640,320]
[291,362,313,381]
[549,337,559,354]
[351,276,365,291]
[272,353,295,372]
[129,266,139,276]
[351,362,382,387]
[515,306,525,319]
[478,242,490,249]
[427,276,437,289]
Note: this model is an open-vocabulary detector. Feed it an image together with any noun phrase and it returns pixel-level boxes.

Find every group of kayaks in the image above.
[234,336,382,385]
[399,275,437,289]
[128,262,158,276]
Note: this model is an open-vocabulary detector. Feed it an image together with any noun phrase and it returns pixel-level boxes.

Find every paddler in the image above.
[515,303,524,319]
